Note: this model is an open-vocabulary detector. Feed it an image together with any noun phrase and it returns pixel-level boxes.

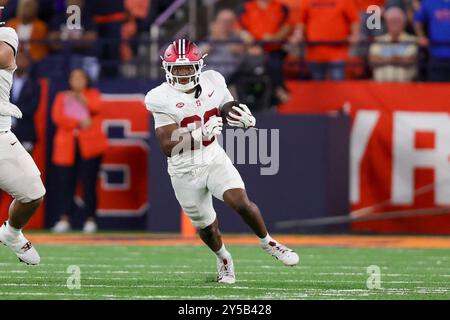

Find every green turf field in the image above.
[0,244,449,299]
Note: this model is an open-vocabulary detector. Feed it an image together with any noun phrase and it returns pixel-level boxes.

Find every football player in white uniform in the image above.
[0,28,46,265]
[145,39,299,284]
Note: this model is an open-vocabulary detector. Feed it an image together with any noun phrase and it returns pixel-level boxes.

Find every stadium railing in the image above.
[20,38,450,82]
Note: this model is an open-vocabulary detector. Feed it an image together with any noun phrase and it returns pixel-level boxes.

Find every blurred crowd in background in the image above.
[0,0,449,103]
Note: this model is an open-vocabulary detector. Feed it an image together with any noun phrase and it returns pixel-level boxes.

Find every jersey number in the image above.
[180,108,219,147]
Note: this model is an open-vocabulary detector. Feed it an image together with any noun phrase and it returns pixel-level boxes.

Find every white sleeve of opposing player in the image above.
[152,111,176,129]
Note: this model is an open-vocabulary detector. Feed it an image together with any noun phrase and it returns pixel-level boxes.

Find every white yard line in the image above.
[0,283,320,291]
[0,292,299,299]
[0,282,448,295]
[1,275,449,286]
[0,289,448,300]
[1,268,449,277]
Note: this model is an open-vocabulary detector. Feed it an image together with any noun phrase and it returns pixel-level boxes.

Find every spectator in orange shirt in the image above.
[239,0,294,103]
[278,0,301,24]
[121,0,151,64]
[6,0,48,61]
[296,0,360,80]
[51,69,108,234]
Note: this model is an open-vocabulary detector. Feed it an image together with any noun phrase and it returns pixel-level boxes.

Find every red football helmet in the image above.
[161,39,205,92]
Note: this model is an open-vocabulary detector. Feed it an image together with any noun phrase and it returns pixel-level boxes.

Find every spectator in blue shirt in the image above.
[414,0,450,81]
[48,0,100,81]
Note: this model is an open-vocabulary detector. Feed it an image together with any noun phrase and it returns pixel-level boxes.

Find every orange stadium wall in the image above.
[279,81,450,234]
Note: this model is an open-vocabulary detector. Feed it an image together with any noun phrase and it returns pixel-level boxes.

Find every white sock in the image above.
[215,244,231,259]
[259,233,274,246]
[5,221,21,235]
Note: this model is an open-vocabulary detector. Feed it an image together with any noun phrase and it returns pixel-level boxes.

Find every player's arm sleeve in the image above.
[145,90,177,129]
[152,111,176,129]
[220,87,234,110]
[211,71,234,110]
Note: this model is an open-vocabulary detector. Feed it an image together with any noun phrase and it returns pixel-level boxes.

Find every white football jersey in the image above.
[0,67,15,131]
[145,70,234,175]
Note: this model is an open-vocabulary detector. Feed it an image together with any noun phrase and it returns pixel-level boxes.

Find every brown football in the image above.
[220,101,241,125]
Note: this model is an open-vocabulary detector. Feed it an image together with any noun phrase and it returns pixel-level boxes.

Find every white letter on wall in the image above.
[392,112,450,205]
[350,110,380,204]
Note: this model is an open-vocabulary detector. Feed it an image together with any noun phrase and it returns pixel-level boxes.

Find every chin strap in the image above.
[194,85,202,99]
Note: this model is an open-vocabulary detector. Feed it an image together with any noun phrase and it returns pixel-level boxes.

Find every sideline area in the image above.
[25,233,450,249]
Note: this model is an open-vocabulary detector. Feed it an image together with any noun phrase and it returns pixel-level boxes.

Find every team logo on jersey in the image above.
[176,102,185,108]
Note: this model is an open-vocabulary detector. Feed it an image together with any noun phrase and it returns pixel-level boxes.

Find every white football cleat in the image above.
[262,240,299,266]
[217,256,236,284]
[52,220,71,233]
[83,220,98,234]
[0,222,40,265]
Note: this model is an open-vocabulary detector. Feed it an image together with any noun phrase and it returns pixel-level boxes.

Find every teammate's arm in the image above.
[155,123,193,157]
[155,117,223,157]
[0,41,15,70]
[0,42,22,118]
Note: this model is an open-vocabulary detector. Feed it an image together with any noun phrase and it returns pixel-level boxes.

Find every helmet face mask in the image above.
[162,39,204,92]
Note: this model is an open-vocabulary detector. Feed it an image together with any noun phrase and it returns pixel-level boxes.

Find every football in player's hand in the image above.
[220,101,241,125]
